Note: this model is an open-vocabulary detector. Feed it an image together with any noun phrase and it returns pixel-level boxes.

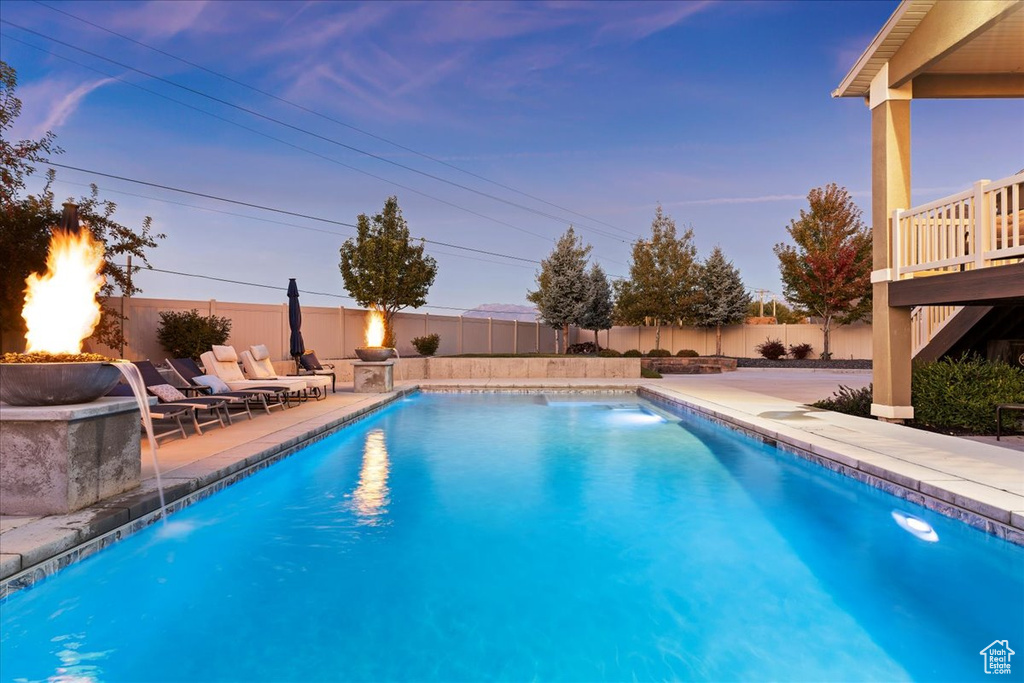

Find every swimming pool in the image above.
[1,392,1021,681]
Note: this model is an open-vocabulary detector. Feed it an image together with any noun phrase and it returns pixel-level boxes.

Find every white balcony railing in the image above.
[892,172,1023,280]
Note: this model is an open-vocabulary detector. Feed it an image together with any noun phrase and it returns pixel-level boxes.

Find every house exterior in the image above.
[832,0,1024,421]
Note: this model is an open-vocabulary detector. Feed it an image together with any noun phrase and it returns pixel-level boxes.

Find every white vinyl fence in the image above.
[87,297,872,362]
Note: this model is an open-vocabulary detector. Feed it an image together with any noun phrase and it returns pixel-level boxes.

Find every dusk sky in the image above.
[2,0,1022,315]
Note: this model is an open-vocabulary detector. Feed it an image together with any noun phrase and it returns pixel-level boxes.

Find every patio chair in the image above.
[132,360,232,431]
[166,357,287,415]
[201,346,308,404]
[107,383,195,442]
[241,344,330,400]
[297,350,337,393]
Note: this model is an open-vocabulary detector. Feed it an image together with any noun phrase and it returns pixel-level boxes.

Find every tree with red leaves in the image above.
[774,184,871,359]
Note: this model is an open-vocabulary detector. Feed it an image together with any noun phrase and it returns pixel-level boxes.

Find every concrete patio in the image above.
[2,368,1022,596]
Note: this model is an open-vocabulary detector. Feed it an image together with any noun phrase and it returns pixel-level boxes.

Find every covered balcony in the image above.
[833,0,1024,421]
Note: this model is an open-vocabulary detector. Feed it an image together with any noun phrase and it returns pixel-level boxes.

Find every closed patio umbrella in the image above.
[287,278,305,372]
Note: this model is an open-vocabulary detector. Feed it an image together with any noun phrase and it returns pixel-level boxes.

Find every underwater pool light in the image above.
[892,510,939,542]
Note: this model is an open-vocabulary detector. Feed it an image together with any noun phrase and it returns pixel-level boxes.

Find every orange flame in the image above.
[365,310,385,347]
[22,228,105,354]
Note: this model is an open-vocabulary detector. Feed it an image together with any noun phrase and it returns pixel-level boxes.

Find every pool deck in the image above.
[2,369,1022,594]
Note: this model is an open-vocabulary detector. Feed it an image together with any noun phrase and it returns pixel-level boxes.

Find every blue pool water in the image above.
[1,392,1022,681]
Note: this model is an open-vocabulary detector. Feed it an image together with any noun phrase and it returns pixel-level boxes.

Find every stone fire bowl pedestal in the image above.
[352,360,395,393]
[0,398,142,515]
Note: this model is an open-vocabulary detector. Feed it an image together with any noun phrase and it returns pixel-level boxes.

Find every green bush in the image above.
[789,343,813,360]
[912,355,1024,434]
[156,309,232,362]
[411,333,440,356]
[676,349,699,357]
[646,348,672,357]
[641,366,662,379]
[598,348,622,357]
[756,338,786,360]
[623,349,642,357]
[812,384,873,418]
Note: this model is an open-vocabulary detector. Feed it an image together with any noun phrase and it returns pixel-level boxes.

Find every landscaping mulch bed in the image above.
[736,358,871,369]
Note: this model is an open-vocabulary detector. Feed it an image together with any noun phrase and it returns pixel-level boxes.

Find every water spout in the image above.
[112,361,168,523]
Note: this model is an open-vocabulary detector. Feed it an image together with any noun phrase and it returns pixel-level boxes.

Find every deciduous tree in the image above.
[1,62,161,353]
[613,205,698,350]
[339,196,437,348]
[692,246,751,356]
[527,226,591,353]
[773,183,871,359]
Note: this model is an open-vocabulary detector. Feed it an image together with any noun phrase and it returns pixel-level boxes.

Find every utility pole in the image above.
[754,288,771,317]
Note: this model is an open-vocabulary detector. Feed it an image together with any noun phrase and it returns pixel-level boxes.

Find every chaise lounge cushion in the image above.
[212,345,238,362]
[250,344,270,361]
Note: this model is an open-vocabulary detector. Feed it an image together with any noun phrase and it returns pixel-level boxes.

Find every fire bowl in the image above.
[0,361,121,406]
[354,347,394,362]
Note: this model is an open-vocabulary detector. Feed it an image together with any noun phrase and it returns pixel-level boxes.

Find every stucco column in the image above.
[869,68,913,422]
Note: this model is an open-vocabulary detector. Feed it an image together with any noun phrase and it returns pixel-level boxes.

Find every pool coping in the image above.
[2,380,1022,599]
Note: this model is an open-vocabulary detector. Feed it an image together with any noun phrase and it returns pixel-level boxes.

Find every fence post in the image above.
[535,321,540,352]
[424,313,429,335]
[210,299,216,316]
[458,316,464,354]
[488,317,493,354]
[513,319,518,354]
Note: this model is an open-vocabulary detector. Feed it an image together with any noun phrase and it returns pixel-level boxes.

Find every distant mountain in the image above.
[462,304,538,322]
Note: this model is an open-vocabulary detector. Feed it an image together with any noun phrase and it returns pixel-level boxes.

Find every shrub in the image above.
[912,354,1024,434]
[676,349,699,357]
[812,384,873,418]
[411,333,440,356]
[567,341,598,355]
[623,349,642,357]
[756,338,786,360]
[820,351,833,360]
[641,366,662,379]
[646,348,672,357]
[156,309,232,362]
[598,348,622,357]
[788,343,813,360]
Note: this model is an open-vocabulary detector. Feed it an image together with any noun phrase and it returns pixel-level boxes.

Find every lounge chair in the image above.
[297,350,337,393]
[201,345,308,403]
[166,357,287,415]
[132,360,233,431]
[107,383,195,442]
[241,344,330,400]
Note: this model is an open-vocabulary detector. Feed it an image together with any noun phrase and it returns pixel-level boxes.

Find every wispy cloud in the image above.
[670,193,806,206]
[9,76,115,139]
[593,1,715,44]
[108,1,211,40]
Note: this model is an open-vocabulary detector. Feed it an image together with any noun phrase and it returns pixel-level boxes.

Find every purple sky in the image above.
[2,0,1022,314]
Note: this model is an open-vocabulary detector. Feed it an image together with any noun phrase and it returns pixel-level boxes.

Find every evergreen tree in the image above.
[527,226,591,353]
[339,195,437,348]
[579,263,613,349]
[692,246,751,356]
[773,184,871,359]
[613,205,698,350]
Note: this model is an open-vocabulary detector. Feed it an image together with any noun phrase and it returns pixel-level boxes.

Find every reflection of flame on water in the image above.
[365,310,385,348]
[22,228,105,354]
[349,429,391,524]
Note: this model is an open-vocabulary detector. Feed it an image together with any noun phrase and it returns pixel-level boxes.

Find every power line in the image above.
[2,19,631,244]
[43,160,543,265]
[33,0,638,240]
[0,31,554,244]
[137,265,541,317]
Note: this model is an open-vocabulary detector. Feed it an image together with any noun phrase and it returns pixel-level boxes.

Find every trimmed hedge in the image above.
[623,349,642,357]
[912,355,1024,434]
[411,333,440,356]
[598,348,622,357]
[646,348,672,357]
[676,349,699,357]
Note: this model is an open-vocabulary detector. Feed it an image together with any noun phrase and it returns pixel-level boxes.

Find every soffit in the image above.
[927,8,1024,74]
